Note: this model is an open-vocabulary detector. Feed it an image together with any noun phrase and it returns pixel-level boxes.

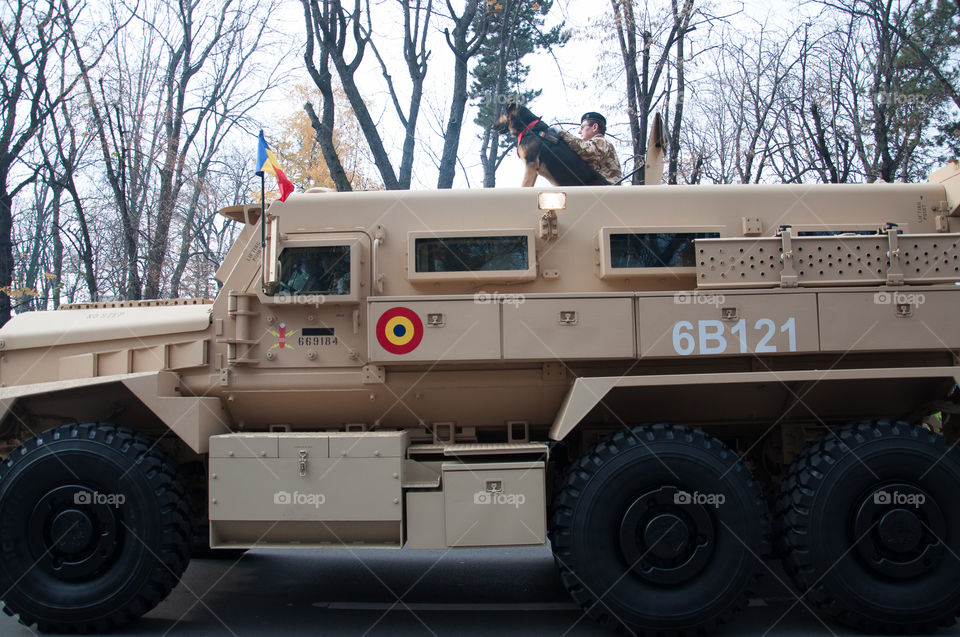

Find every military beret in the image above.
[581,112,607,129]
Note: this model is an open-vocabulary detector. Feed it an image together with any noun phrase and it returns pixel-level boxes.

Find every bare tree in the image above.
[610,0,695,184]
[815,0,948,181]
[436,0,488,188]
[301,0,433,191]
[68,0,279,299]
[66,2,157,299]
[302,0,353,192]
[40,49,100,304]
[142,0,279,299]
[0,0,80,324]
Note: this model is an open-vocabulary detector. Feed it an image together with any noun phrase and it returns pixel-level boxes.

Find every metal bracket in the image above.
[741,216,763,236]
[539,210,559,239]
[778,226,798,288]
[507,421,530,443]
[361,364,385,384]
[542,362,566,380]
[886,224,904,286]
[373,225,386,295]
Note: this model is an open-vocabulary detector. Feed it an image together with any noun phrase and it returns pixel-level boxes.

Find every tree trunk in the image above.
[302,0,355,192]
[438,53,470,188]
[437,1,485,188]
[52,188,63,308]
[0,187,13,326]
[612,0,643,184]
[668,26,685,184]
[63,179,97,301]
[304,101,353,191]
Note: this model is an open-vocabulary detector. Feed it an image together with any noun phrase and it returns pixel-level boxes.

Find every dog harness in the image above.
[516,118,542,146]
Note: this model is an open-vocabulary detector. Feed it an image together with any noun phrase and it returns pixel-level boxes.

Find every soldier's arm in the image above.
[604,142,623,181]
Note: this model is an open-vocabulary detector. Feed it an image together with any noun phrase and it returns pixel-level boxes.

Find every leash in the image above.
[615,165,644,185]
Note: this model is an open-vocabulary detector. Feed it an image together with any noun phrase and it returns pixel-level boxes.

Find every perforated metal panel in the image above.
[695,233,960,288]
[900,235,960,282]
[695,238,785,288]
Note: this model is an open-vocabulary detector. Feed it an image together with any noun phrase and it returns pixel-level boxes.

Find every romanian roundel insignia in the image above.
[376,307,423,355]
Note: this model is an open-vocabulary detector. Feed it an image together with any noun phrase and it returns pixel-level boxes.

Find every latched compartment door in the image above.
[638,292,819,358]
[819,290,960,351]
[208,432,406,548]
[442,461,546,547]
[502,296,635,359]
[368,299,500,362]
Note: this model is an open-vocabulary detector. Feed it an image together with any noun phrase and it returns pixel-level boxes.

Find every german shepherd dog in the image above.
[493,102,611,187]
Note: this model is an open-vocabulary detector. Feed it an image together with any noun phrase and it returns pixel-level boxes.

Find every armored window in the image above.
[414,236,528,272]
[597,226,724,279]
[609,232,720,269]
[796,229,900,237]
[262,232,366,304]
[407,230,537,282]
[277,245,351,296]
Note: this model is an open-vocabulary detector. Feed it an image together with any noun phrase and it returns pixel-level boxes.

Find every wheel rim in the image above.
[26,484,123,582]
[853,482,945,580]
[618,485,716,585]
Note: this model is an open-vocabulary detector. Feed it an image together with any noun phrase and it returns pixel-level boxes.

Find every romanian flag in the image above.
[256,130,294,202]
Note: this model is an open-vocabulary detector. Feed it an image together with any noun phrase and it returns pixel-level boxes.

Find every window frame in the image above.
[597,226,725,279]
[261,232,366,305]
[406,229,538,283]
[787,223,908,236]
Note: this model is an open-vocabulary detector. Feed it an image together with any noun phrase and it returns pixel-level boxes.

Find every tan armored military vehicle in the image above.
[3,163,960,635]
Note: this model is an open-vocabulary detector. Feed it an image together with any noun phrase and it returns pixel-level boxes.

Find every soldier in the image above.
[558,112,622,183]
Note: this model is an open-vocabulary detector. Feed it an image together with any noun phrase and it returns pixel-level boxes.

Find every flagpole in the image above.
[260,171,266,251]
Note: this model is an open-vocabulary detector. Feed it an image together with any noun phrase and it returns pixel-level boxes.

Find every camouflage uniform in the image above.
[559,130,622,183]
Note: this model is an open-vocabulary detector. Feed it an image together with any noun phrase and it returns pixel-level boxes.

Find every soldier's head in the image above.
[580,112,607,140]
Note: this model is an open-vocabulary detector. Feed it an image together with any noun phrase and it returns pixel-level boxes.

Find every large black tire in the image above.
[777,421,960,633]
[0,423,191,632]
[550,424,770,636]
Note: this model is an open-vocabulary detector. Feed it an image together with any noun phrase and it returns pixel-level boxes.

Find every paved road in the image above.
[1,546,958,636]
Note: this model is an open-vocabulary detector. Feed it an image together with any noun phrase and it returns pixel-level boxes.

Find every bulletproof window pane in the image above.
[610,232,720,268]
[277,245,351,296]
[796,230,896,236]
[414,236,529,272]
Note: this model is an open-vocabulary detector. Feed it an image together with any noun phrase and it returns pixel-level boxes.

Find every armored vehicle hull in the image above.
[2,162,960,634]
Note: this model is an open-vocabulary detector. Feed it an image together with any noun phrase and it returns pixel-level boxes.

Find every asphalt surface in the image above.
[1,546,959,637]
